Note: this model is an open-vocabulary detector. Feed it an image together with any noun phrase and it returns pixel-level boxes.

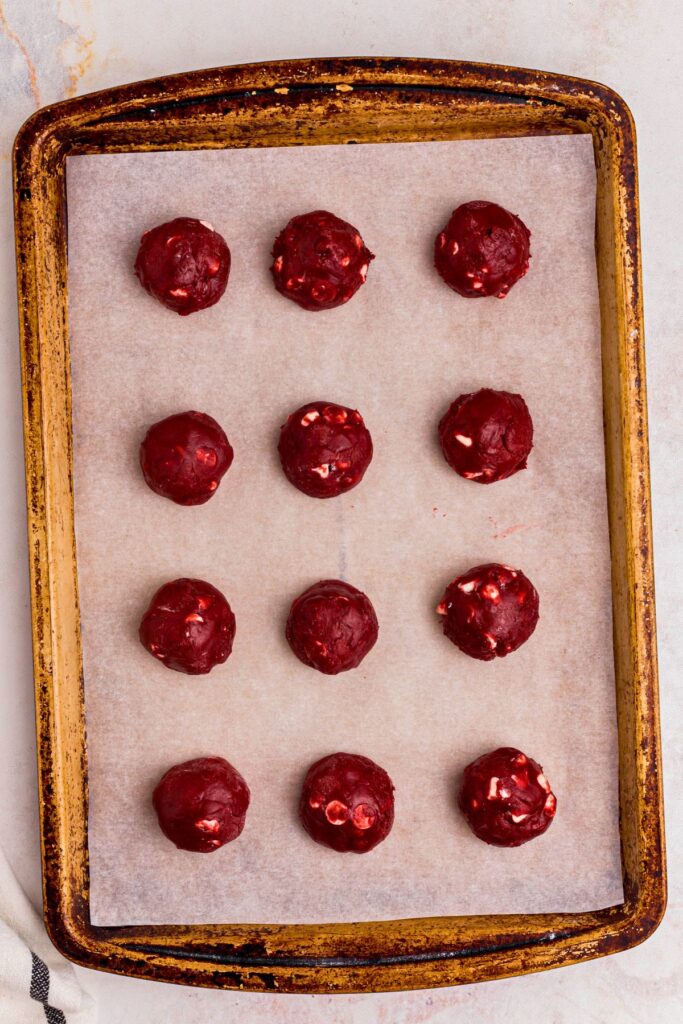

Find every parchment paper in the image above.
[66,135,624,926]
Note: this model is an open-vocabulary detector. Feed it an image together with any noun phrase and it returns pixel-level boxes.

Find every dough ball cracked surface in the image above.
[139,578,236,675]
[438,563,539,661]
[278,401,373,499]
[153,756,250,852]
[270,210,374,311]
[299,752,395,853]
[134,217,230,315]
[434,201,530,299]
[458,746,556,847]
[438,388,533,484]
[140,410,233,505]
[286,579,378,675]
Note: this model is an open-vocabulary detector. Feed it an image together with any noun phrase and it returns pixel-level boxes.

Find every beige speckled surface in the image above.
[1,1,680,1020]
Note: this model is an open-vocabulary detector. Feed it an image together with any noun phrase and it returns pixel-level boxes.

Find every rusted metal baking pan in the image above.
[13,57,664,993]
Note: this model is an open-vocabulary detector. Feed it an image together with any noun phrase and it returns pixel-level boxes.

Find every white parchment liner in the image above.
[66,136,623,925]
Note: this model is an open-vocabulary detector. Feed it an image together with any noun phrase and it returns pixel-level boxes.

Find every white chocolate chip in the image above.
[301,410,320,426]
[455,434,473,447]
[195,818,220,833]
[487,777,499,800]
[458,580,476,593]
[536,773,551,793]
[325,799,349,824]
[311,464,330,478]
[510,813,528,823]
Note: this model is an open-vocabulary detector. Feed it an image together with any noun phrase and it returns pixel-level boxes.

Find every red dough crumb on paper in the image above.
[270,210,374,311]
[434,201,531,299]
[278,401,373,498]
[299,752,394,853]
[140,410,233,506]
[286,579,378,675]
[437,563,539,661]
[134,217,230,315]
[458,747,556,847]
[139,578,236,675]
[153,756,250,852]
[438,388,533,484]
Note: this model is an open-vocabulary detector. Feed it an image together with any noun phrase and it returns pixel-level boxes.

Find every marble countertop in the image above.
[1,2,680,1020]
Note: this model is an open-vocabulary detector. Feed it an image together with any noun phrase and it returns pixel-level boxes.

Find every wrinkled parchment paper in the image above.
[66,135,623,925]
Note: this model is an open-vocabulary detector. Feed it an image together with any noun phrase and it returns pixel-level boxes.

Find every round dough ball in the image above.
[140,410,234,506]
[134,217,230,315]
[278,401,373,498]
[437,563,539,661]
[299,752,394,853]
[139,578,236,674]
[286,579,378,675]
[270,210,374,311]
[438,388,533,483]
[458,746,556,846]
[153,756,250,852]
[434,201,530,298]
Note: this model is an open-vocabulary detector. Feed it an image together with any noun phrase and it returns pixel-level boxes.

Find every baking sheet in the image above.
[66,135,624,926]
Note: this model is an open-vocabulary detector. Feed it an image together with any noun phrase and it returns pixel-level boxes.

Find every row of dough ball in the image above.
[134,201,531,315]
[152,746,556,856]
[138,390,534,507]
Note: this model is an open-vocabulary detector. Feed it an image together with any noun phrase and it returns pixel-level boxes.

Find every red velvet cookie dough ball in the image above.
[438,388,533,483]
[299,752,394,853]
[140,411,233,506]
[286,580,378,675]
[134,217,230,315]
[153,756,250,852]
[270,210,374,311]
[437,563,539,661]
[278,401,373,498]
[139,578,236,675]
[434,201,531,298]
[458,747,556,847]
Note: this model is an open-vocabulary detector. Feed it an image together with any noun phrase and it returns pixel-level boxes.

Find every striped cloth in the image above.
[0,846,94,1022]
